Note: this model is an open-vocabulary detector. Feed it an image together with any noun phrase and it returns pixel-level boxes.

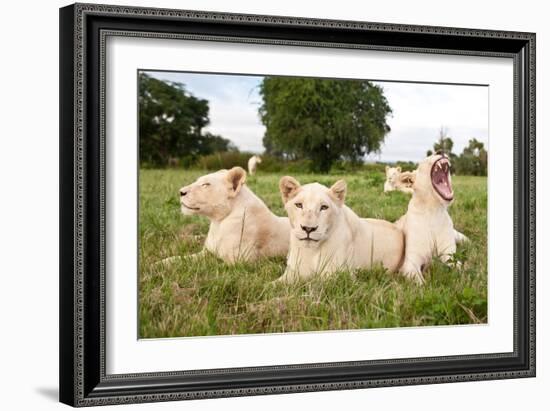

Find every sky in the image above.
[145,70,488,163]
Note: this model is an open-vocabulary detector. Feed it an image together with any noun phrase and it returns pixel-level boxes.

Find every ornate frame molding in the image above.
[60,3,535,407]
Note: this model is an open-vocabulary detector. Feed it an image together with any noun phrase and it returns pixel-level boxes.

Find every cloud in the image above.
[371,125,489,163]
[371,81,488,162]
[144,71,489,161]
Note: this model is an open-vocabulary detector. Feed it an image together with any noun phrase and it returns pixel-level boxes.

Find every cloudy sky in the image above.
[145,70,488,162]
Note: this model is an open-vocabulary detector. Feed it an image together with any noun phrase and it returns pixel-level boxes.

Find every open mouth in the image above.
[430,156,454,201]
[181,202,200,211]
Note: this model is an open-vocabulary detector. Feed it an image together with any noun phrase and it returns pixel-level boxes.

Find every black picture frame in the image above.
[59,3,536,407]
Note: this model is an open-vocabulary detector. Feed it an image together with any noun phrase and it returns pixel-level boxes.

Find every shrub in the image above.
[193,154,417,176]
[281,159,313,174]
[362,162,387,174]
[195,152,314,174]
[196,151,252,170]
[254,155,284,173]
[330,160,365,173]
[394,161,418,172]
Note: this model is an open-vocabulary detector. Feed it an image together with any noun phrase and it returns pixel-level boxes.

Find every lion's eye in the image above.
[295,203,303,209]
[201,183,210,187]
[320,205,329,211]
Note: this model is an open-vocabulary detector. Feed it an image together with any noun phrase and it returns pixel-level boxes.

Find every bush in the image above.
[254,155,284,173]
[195,152,314,174]
[362,162,387,174]
[141,155,198,170]
[194,153,417,176]
[394,161,418,172]
[196,151,252,170]
[330,160,365,173]
[280,159,313,174]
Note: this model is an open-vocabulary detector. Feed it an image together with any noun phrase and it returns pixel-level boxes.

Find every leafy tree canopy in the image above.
[259,77,392,172]
[139,73,234,166]
[426,127,487,176]
[454,138,488,176]
[427,127,454,157]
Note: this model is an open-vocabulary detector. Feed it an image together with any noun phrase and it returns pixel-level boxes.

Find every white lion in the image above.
[247,155,262,176]
[172,166,289,263]
[395,154,468,284]
[384,166,415,194]
[276,176,405,282]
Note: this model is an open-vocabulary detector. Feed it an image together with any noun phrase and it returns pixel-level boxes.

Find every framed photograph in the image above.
[59,3,535,407]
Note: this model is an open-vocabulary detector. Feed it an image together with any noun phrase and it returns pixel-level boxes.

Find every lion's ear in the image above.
[400,171,416,187]
[279,176,301,204]
[329,180,347,205]
[385,165,390,174]
[226,167,247,197]
[396,166,402,173]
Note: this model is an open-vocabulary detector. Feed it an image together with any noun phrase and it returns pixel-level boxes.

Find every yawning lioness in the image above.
[395,154,468,284]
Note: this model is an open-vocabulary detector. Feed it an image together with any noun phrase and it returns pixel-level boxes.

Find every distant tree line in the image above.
[427,128,487,176]
[139,72,236,167]
[139,74,487,176]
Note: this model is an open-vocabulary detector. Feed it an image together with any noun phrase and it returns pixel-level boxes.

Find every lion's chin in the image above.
[180,205,199,215]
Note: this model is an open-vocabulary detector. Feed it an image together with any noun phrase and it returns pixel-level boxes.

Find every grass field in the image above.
[139,169,487,338]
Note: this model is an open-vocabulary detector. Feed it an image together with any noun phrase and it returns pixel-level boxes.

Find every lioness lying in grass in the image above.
[384,166,416,194]
[276,176,404,282]
[167,166,290,264]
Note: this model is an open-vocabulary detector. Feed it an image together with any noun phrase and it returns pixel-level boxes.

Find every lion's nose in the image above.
[179,189,188,197]
[300,225,318,234]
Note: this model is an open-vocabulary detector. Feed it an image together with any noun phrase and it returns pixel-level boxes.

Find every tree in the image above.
[258,77,392,172]
[426,128,488,175]
[427,127,457,173]
[433,127,454,155]
[139,73,234,166]
[454,138,488,176]
[200,132,238,154]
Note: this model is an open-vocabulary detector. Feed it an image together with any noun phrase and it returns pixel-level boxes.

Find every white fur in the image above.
[176,167,289,263]
[277,177,404,282]
[247,155,262,176]
[395,154,467,284]
[384,166,415,194]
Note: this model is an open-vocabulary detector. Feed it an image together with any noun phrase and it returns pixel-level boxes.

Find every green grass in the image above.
[139,169,487,338]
